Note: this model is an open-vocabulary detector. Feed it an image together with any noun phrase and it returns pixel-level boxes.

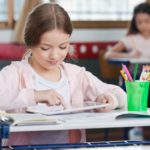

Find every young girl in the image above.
[1,3,126,146]
[105,2,150,59]
[105,2,150,87]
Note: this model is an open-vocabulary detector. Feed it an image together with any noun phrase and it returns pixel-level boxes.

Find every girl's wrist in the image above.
[34,90,40,103]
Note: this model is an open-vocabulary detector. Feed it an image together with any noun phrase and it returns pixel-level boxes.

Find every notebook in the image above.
[26,102,109,115]
[0,111,62,126]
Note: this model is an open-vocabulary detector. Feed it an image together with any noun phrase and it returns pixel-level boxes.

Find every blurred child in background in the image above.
[105,2,150,59]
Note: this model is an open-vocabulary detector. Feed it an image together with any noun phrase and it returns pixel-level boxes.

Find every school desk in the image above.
[1,110,150,149]
[108,57,150,65]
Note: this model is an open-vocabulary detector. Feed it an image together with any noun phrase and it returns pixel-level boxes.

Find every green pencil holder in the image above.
[125,81,149,112]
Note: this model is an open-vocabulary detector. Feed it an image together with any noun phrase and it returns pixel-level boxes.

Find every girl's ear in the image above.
[22,49,32,60]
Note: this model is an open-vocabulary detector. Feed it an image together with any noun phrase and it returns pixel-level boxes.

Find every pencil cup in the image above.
[125,81,149,112]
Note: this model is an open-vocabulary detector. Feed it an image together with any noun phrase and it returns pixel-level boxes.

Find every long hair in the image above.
[127,2,150,35]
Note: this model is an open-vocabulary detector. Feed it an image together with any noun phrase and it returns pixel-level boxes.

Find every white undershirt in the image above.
[32,67,71,108]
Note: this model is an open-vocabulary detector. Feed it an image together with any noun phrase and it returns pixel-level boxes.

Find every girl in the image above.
[105,2,150,59]
[1,3,126,146]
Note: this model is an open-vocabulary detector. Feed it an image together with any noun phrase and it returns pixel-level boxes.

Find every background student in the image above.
[0,3,126,146]
[105,2,150,59]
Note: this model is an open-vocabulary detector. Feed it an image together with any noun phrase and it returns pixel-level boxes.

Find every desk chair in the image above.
[99,50,121,84]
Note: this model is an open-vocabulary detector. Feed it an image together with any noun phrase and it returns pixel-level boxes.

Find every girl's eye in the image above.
[60,46,67,50]
[40,47,49,51]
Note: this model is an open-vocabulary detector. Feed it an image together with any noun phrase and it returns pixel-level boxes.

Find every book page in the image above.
[115,111,150,119]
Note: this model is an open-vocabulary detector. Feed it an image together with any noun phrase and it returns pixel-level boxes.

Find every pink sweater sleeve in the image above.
[58,63,127,110]
[0,64,35,111]
[120,36,133,51]
[82,69,127,109]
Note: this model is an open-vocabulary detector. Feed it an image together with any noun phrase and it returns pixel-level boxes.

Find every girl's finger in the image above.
[57,95,66,109]
[55,99,61,105]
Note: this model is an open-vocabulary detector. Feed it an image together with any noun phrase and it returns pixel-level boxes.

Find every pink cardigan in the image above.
[0,60,127,145]
[0,60,126,111]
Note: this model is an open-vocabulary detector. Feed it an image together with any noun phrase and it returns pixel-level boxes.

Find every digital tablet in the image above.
[27,102,109,115]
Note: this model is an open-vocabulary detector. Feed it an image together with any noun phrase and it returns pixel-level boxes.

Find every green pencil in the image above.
[133,64,139,81]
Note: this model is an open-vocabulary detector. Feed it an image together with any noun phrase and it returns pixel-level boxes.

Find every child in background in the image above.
[0,3,126,146]
[105,2,150,87]
[105,2,150,59]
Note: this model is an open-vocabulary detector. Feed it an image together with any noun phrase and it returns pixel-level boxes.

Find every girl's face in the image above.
[30,29,70,71]
[135,13,150,37]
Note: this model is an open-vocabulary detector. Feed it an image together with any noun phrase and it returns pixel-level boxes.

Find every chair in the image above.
[99,50,121,84]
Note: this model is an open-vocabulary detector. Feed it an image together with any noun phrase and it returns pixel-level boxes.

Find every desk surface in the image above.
[10,110,150,132]
[66,146,150,150]
[108,57,150,64]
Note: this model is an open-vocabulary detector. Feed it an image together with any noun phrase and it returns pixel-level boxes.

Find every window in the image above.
[0,0,7,21]
[0,0,148,28]
[0,0,24,28]
[54,0,145,21]
[14,0,24,21]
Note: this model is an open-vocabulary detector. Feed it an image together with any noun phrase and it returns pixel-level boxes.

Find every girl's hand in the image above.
[34,89,66,108]
[129,50,142,58]
[94,94,114,112]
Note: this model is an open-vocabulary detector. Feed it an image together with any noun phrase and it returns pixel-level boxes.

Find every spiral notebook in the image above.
[26,102,109,116]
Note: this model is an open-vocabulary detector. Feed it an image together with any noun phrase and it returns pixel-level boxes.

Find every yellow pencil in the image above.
[120,70,128,81]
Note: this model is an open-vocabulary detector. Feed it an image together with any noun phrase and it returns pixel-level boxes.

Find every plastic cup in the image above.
[125,81,149,112]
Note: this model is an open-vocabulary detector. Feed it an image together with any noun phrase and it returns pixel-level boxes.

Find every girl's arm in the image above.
[104,41,130,59]
[105,40,141,59]
[0,64,66,110]
[82,70,127,111]
[0,64,36,110]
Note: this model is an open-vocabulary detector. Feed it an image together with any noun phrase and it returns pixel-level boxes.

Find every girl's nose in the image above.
[49,49,58,59]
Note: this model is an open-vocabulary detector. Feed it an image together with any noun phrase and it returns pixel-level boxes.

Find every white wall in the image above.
[0,28,127,43]
[71,28,127,42]
[0,29,14,43]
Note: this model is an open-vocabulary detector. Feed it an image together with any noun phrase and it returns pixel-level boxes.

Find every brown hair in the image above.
[24,3,73,47]
[127,2,150,35]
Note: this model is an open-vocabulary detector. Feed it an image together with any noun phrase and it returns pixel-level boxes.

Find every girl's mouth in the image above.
[47,60,58,65]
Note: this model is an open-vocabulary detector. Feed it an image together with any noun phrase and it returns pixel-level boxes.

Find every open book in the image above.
[115,110,150,119]
[26,102,109,115]
[0,112,62,126]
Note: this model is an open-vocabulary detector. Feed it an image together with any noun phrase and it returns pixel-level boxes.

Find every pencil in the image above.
[122,64,133,81]
[133,64,138,81]
[120,70,128,81]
